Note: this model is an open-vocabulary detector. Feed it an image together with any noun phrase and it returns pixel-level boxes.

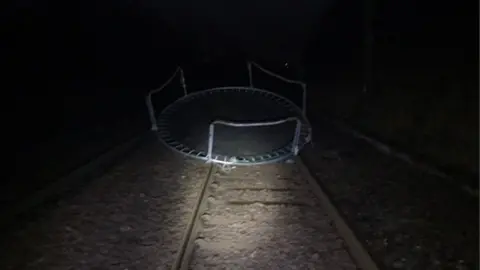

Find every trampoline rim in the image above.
[155,86,312,165]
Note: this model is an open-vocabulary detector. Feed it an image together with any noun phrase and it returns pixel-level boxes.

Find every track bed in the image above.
[3,139,369,270]
[175,163,361,270]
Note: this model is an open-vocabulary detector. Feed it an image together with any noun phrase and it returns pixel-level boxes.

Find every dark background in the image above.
[7,0,478,211]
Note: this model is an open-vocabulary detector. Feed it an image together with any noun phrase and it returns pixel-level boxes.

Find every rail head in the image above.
[207,117,303,163]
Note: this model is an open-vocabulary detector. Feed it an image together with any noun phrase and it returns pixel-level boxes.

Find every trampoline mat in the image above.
[157,87,311,164]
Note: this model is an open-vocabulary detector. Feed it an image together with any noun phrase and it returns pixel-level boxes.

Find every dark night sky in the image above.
[7,0,346,84]
[150,0,336,60]
[7,0,476,84]
[8,0,477,148]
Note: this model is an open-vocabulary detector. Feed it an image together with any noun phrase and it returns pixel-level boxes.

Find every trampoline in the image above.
[146,61,312,166]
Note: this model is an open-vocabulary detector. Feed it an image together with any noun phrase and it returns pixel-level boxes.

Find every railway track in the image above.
[171,159,378,270]
[3,138,378,270]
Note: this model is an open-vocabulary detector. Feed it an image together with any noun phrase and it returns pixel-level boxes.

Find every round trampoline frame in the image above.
[146,61,312,166]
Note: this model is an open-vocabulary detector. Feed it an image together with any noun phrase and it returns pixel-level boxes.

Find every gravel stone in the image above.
[3,128,385,270]
[301,117,479,269]
[1,140,209,270]
[188,163,358,270]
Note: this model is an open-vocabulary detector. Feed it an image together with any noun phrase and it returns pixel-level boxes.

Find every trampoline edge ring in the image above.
[155,86,312,165]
